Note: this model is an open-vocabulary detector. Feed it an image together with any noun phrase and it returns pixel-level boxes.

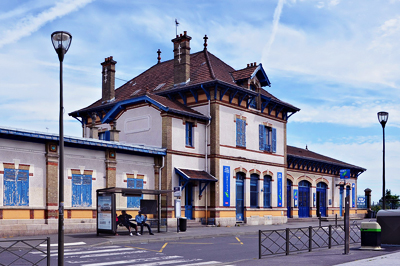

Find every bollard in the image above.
[309,226,313,252]
[319,212,322,227]
[328,225,332,249]
[335,214,338,228]
[47,237,51,266]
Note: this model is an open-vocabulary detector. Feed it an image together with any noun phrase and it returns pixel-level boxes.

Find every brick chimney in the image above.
[171,31,191,85]
[101,56,117,103]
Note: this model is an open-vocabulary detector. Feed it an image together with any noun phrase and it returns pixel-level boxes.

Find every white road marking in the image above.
[183,262,231,266]
[39,241,86,247]
[77,250,147,258]
[81,256,182,266]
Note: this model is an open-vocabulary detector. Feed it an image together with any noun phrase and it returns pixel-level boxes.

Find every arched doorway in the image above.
[317,182,327,217]
[287,179,292,218]
[263,175,272,208]
[236,172,245,221]
[250,174,259,208]
[298,180,311,218]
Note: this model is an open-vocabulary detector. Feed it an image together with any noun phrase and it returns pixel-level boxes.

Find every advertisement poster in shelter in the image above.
[97,194,112,230]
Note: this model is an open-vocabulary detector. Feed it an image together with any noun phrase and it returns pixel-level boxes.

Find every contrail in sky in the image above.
[264,0,286,61]
[0,0,94,48]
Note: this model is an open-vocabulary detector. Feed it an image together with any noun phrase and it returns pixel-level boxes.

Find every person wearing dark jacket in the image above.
[118,210,140,236]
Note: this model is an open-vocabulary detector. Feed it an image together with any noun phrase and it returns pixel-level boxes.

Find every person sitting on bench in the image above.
[118,210,140,236]
[135,210,154,235]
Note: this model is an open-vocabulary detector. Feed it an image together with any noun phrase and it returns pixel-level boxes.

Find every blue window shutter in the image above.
[19,170,29,206]
[82,175,92,207]
[185,123,189,146]
[236,119,246,147]
[72,174,82,207]
[259,125,265,150]
[236,119,240,146]
[127,178,135,208]
[242,120,246,147]
[272,128,277,153]
[4,169,15,206]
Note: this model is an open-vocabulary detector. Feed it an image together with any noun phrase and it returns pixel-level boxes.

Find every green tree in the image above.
[380,189,400,209]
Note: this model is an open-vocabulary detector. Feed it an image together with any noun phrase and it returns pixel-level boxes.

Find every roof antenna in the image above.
[157,49,161,64]
[175,19,179,36]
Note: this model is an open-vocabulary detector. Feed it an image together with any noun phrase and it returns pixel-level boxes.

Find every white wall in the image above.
[218,105,285,165]
[0,139,46,207]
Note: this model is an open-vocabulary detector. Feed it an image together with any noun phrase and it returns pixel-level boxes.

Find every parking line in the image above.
[235,237,243,245]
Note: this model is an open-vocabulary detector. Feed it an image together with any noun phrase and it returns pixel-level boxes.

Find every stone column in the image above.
[105,149,117,188]
[209,101,220,218]
[45,142,59,222]
[364,188,372,210]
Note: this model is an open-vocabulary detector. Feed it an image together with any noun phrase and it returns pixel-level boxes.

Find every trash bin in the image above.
[377,210,400,245]
[360,222,381,250]
[179,217,187,232]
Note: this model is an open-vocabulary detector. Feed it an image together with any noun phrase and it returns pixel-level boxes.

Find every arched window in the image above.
[299,180,310,187]
[263,175,272,207]
[250,174,259,208]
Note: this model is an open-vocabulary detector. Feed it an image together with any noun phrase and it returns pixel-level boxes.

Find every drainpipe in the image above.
[158,156,165,230]
[159,156,165,190]
[205,99,211,224]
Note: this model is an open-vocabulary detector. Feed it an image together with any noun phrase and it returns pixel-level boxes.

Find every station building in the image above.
[0,31,366,235]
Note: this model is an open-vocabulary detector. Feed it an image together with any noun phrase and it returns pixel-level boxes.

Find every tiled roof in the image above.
[72,49,298,116]
[287,145,365,171]
[175,168,218,182]
[230,65,258,81]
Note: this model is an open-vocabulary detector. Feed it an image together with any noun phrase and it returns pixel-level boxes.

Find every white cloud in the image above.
[264,0,286,61]
[0,0,95,48]
[329,0,340,6]
[291,102,400,128]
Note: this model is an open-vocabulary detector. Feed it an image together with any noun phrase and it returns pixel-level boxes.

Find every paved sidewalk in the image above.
[1,219,399,265]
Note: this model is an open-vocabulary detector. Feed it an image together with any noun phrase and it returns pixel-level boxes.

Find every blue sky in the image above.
[1,0,399,202]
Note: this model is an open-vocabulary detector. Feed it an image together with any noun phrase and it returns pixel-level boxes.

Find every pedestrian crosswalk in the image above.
[31,245,235,265]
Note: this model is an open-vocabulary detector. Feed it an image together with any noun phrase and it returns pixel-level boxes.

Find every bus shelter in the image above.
[96,187,173,235]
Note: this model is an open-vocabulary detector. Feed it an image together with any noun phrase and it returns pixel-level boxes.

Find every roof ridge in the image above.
[204,49,216,80]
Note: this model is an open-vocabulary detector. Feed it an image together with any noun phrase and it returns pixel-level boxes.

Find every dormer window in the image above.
[249,84,257,108]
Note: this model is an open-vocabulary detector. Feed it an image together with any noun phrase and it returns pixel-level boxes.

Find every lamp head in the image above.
[377,111,389,128]
[51,31,72,62]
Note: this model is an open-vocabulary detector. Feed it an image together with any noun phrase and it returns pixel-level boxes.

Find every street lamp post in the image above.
[51,31,72,266]
[377,111,388,210]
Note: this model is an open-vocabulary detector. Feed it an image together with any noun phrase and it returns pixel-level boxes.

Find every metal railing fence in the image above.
[259,223,361,258]
[0,237,50,266]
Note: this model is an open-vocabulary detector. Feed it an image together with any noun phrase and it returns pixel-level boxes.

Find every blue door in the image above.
[185,183,193,219]
[298,181,310,218]
[236,173,245,221]
[317,182,327,217]
[287,180,292,218]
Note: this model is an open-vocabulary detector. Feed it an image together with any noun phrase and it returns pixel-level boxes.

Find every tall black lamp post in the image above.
[377,111,388,210]
[51,31,72,266]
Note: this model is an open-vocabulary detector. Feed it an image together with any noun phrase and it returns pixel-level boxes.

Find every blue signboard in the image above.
[223,166,230,207]
[277,172,282,207]
[352,183,356,207]
[357,196,366,208]
[340,169,350,179]
[293,189,298,207]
